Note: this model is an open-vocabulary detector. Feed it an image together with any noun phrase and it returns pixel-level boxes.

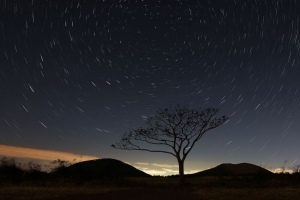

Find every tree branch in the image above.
[112,144,176,157]
[112,105,228,171]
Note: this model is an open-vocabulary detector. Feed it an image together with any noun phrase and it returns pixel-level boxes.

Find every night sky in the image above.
[1,0,300,175]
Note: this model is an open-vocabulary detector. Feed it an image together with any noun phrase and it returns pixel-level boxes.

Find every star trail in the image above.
[1,0,300,174]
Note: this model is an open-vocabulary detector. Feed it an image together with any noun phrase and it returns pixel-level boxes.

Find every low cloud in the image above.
[136,162,149,165]
[142,169,167,176]
[162,168,178,173]
[272,168,294,174]
[134,166,149,170]
[140,167,149,170]
[186,169,203,174]
[152,163,178,168]
[129,161,204,176]
[0,144,98,163]
[161,168,201,174]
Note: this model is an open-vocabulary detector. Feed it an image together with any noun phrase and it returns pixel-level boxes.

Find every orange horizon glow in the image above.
[0,144,99,163]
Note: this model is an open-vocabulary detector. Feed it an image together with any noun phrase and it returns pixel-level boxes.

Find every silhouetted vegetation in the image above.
[0,157,151,187]
[112,104,228,184]
[0,157,24,184]
[1,156,300,190]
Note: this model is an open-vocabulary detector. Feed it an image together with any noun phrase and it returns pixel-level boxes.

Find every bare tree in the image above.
[292,164,300,174]
[280,160,288,173]
[112,105,228,184]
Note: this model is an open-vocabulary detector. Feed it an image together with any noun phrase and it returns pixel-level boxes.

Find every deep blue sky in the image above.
[1,0,300,175]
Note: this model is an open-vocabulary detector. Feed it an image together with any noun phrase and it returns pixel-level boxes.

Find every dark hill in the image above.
[52,158,151,180]
[187,163,273,177]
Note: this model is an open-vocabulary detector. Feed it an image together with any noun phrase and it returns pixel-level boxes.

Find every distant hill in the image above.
[52,158,151,180]
[186,163,273,177]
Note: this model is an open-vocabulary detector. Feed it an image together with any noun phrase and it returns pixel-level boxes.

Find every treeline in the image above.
[0,157,70,186]
[1,156,300,188]
[0,157,143,187]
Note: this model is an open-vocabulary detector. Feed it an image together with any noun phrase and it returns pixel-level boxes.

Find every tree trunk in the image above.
[178,159,185,184]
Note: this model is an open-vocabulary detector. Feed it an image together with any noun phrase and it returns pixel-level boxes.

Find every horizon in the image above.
[1,0,300,177]
[0,144,294,176]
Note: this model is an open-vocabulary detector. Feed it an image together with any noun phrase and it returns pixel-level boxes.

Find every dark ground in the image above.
[2,185,300,200]
[51,188,200,200]
[51,187,300,200]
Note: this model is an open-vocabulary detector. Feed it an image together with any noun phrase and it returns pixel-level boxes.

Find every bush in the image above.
[0,157,25,184]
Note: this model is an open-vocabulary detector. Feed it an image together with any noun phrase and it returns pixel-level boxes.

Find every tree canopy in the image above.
[112,104,228,183]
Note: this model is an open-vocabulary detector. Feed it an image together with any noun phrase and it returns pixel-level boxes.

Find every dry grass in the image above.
[0,186,124,200]
[2,186,300,200]
[195,188,300,200]
[1,176,300,200]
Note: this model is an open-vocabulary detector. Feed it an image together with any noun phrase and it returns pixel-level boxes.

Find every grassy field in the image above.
[0,186,125,200]
[194,188,300,200]
[2,157,300,199]
[1,177,300,200]
[1,185,300,200]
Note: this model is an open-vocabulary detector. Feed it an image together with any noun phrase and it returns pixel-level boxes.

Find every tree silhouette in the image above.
[112,104,228,184]
[293,164,300,174]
